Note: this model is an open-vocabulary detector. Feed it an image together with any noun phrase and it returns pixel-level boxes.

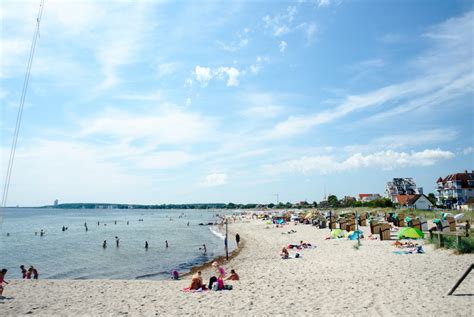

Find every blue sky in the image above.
[1,0,473,206]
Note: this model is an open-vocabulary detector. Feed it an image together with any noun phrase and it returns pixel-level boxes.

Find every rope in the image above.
[1,0,44,212]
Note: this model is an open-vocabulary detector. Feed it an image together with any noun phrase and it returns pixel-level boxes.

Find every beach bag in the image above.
[217,278,224,290]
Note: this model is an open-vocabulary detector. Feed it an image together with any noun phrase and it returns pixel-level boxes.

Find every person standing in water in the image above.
[103,240,107,248]
[20,265,27,279]
[115,236,120,247]
[165,240,169,248]
[145,241,149,249]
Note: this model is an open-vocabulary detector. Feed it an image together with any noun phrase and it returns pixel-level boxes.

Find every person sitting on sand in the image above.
[189,271,206,290]
[281,247,289,259]
[226,269,239,281]
[208,261,225,289]
[0,269,9,296]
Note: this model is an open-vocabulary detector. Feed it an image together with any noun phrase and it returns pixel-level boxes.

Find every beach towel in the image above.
[182,287,208,293]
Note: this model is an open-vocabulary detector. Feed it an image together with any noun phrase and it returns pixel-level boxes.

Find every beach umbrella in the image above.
[397,227,424,239]
[347,230,363,240]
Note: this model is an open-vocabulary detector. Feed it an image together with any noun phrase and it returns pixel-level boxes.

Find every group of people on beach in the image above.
[188,261,239,291]
[20,265,39,279]
[0,265,39,297]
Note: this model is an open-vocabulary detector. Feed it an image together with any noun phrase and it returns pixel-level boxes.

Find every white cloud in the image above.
[134,151,196,170]
[463,147,474,155]
[115,91,163,102]
[265,11,474,140]
[79,106,217,147]
[317,0,332,7]
[344,129,458,153]
[200,173,228,187]
[264,148,455,175]
[194,65,240,87]
[216,66,240,86]
[279,40,288,52]
[156,62,179,78]
[305,23,317,43]
[243,105,284,118]
[185,97,192,107]
[194,66,213,86]
[241,93,284,118]
[217,37,249,52]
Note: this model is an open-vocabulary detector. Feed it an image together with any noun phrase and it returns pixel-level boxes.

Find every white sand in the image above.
[2,219,473,316]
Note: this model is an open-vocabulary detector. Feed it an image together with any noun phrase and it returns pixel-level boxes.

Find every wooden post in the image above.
[225,218,229,260]
[447,264,473,295]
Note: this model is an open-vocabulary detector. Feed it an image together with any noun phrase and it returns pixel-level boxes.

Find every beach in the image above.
[2,218,473,316]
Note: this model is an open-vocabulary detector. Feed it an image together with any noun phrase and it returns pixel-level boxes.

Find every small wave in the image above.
[135,271,168,279]
[209,226,225,240]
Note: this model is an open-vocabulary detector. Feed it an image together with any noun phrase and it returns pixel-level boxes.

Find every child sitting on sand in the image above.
[0,269,8,297]
[226,269,239,281]
[280,247,289,259]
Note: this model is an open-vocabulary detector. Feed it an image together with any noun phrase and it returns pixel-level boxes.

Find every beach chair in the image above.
[379,223,391,240]
[371,221,381,235]
[398,213,406,227]
[339,218,347,230]
[359,213,367,226]
[445,216,456,232]
[411,219,422,231]
[418,216,428,231]
[346,219,356,232]
[440,219,451,232]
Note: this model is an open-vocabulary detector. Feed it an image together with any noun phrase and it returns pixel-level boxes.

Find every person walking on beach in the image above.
[115,236,120,247]
[103,240,107,248]
[0,269,9,296]
[165,240,169,248]
[235,233,240,246]
[20,265,27,279]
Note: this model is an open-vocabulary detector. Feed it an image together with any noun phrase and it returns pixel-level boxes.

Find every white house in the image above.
[407,194,433,210]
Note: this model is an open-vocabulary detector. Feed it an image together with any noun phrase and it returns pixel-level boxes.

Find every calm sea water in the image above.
[0,208,235,280]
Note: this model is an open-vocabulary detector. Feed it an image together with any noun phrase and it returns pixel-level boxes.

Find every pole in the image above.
[225,218,229,260]
[356,211,360,247]
[447,263,473,295]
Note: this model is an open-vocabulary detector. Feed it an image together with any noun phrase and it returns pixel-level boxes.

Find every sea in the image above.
[0,208,236,280]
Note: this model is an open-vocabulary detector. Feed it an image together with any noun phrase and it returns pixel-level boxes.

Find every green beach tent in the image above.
[330,229,344,238]
[398,227,424,239]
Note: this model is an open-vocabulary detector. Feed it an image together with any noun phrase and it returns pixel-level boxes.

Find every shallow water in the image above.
[0,208,235,280]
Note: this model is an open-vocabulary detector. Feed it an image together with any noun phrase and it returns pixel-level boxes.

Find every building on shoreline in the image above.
[385,178,422,203]
[436,170,474,208]
[407,194,434,210]
[358,194,381,202]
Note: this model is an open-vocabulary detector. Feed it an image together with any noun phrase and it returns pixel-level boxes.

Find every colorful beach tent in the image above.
[398,227,424,239]
[330,229,344,238]
[347,230,363,240]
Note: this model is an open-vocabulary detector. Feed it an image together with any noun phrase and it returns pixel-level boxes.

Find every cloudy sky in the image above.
[1,0,473,206]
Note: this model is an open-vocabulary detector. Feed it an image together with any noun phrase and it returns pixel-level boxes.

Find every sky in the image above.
[0,0,473,206]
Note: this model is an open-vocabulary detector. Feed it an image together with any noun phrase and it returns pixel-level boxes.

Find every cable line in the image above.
[1,0,45,213]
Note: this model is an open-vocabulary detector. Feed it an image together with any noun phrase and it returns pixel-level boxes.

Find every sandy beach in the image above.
[2,218,473,316]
